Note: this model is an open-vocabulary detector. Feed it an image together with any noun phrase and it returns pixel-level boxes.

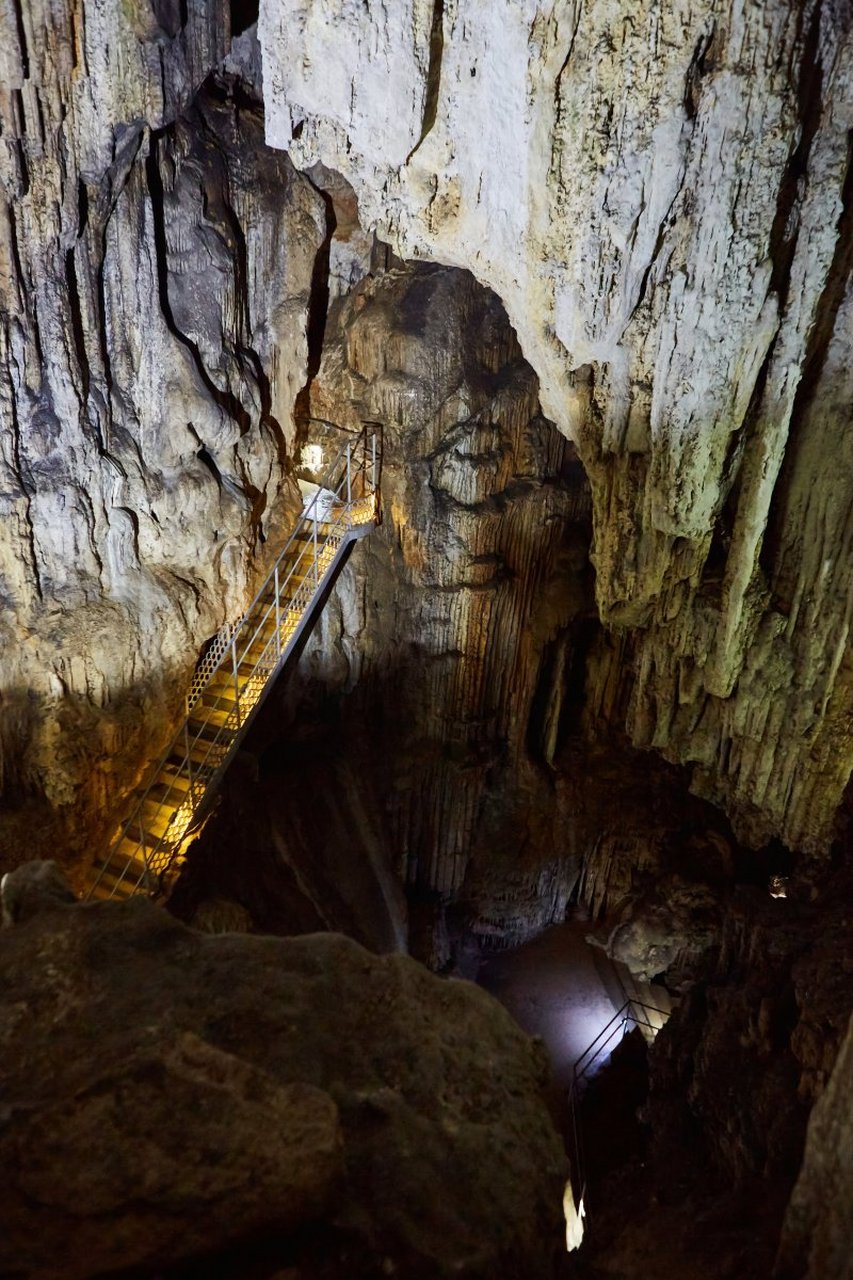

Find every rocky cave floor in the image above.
[6,833,852,1280]
[156,760,853,1280]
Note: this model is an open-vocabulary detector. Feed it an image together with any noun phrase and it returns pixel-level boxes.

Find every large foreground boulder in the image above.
[0,864,566,1279]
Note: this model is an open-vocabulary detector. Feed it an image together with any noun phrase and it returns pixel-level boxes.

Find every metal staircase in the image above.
[87,425,380,901]
[567,997,671,1225]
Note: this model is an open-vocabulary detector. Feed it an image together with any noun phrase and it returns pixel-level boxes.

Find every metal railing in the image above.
[88,425,381,901]
[568,999,670,1212]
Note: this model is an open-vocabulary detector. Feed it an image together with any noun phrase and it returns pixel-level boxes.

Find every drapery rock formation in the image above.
[170,258,593,948]
[0,862,567,1280]
[0,0,849,881]
[0,13,322,866]
[180,260,753,958]
[261,0,853,855]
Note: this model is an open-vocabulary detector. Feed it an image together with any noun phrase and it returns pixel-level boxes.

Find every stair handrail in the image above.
[567,997,671,1213]
[88,424,380,899]
[571,998,670,1085]
[189,425,376,708]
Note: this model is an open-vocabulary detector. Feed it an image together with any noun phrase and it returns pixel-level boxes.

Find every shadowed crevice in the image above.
[405,0,445,163]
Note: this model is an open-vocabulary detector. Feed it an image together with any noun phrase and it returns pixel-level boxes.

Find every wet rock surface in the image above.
[0,866,567,1280]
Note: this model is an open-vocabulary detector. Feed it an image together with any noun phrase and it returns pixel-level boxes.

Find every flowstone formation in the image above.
[261,0,853,855]
[174,260,595,950]
[179,261,752,962]
[0,862,567,1280]
[0,11,321,868]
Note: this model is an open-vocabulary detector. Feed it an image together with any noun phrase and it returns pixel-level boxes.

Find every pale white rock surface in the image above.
[0,8,321,864]
[261,0,853,852]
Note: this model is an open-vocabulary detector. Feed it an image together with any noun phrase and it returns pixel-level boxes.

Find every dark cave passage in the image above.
[479,919,649,1091]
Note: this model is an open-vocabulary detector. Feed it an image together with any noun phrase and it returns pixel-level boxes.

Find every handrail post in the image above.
[274,566,281,658]
[184,712,195,800]
[313,511,319,587]
[231,636,241,727]
[346,441,352,516]
[372,428,377,497]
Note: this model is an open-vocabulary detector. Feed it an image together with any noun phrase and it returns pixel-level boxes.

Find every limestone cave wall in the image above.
[1,0,850,880]
[262,0,853,855]
[0,10,323,867]
[179,261,748,961]
[0,6,851,1277]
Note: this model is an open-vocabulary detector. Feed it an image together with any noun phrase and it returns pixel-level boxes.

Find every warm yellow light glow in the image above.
[564,1183,585,1252]
[90,434,383,903]
[168,797,198,846]
[346,493,376,525]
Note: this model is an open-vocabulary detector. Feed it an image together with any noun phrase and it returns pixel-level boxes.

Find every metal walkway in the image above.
[87,425,380,901]
[567,996,671,1237]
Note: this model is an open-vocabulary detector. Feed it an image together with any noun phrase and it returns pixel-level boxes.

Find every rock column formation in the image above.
[261,0,853,854]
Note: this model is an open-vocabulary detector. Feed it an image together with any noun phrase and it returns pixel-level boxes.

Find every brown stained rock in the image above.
[8,1039,341,1280]
[190,895,254,934]
[0,883,567,1279]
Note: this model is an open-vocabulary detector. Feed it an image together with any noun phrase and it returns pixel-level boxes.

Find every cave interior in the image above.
[0,3,851,1279]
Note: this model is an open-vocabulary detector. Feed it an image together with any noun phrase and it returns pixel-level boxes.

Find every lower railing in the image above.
[567,999,671,1220]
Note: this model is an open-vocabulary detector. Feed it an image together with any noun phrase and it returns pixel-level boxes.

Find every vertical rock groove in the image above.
[405,0,444,162]
[260,0,853,854]
[0,16,324,867]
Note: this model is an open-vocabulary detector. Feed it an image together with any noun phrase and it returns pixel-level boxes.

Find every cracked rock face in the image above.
[261,0,853,854]
[0,14,321,864]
